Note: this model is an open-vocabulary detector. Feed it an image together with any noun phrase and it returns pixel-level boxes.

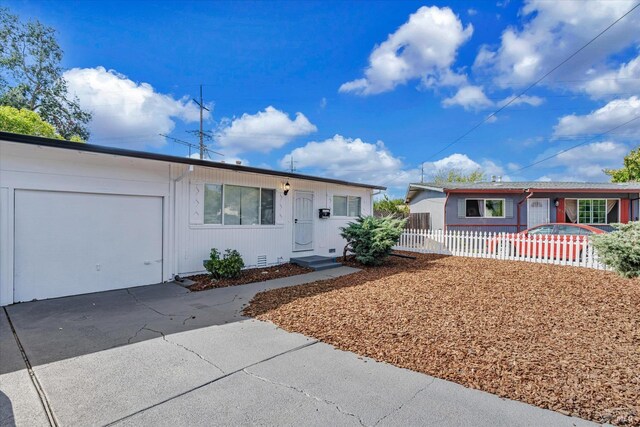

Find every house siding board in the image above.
[408,190,445,230]
[0,140,371,305]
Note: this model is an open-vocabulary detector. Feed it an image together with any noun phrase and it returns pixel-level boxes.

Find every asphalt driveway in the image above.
[1,268,597,426]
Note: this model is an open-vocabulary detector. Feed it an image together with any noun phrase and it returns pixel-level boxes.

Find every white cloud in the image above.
[582,53,640,99]
[534,141,629,181]
[214,106,317,155]
[339,6,473,95]
[467,8,478,16]
[442,85,493,110]
[281,134,418,188]
[64,66,204,148]
[497,94,544,107]
[474,0,640,89]
[426,153,508,180]
[553,96,640,138]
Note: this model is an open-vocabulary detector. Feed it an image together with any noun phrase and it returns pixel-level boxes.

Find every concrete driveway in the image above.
[1,268,597,426]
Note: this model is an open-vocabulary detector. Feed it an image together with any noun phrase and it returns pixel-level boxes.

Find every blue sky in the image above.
[7,0,640,195]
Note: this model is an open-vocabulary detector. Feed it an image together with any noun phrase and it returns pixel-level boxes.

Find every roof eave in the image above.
[0,131,386,191]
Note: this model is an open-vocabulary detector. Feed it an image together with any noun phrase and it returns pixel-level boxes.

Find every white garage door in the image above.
[14,190,163,302]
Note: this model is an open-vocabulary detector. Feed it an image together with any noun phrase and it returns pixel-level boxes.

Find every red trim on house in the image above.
[517,192,533,232]
[620,199,630,223]
[556,198,565,223]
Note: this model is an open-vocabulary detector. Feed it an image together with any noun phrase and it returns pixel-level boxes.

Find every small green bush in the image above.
[205,248,245,279]
[340,215,406,266]
[591,222,640,278]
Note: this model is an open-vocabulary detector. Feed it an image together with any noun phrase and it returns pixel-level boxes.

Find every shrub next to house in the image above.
[205,248,245,279]
[340,215,406,266]
[591,221,640,278]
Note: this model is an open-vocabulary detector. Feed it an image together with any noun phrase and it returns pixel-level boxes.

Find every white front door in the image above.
[14,190,163,302]
[527,198,550,229]
[293,190,314,252]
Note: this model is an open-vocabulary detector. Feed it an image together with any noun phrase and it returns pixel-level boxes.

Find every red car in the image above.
[489,223,605,260]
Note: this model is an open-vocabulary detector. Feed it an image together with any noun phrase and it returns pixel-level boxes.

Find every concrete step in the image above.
[291,255,342,271]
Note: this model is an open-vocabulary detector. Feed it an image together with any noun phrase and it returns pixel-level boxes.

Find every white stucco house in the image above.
[0,132,384,305]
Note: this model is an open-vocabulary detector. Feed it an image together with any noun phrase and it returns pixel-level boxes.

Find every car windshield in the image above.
[528,225,555,235]
[556,225,592,235]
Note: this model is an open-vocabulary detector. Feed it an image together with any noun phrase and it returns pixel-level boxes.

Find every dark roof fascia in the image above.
[0,132,386,190]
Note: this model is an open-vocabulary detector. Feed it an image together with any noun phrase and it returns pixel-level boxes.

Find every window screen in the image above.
[204,184,222,224]
[260,189,275,225]
[484,199,504,217]
[224,185,259,225]
[348,196,361,217]
[333,195,347,216]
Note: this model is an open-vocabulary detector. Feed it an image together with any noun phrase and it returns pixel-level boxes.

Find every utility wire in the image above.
[422,1,640,162]
[514,115,640,173]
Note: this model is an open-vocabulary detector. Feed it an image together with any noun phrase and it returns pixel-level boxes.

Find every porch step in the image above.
[290,255,342,271]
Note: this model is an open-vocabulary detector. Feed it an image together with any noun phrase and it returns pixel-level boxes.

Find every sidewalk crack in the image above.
[372,377,435,426]
[243,369,366,426]
[143,326,225,375]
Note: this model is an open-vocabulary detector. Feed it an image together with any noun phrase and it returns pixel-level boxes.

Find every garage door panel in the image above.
[14,191,163,302]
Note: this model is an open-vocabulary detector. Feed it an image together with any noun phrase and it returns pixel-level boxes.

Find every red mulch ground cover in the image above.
[187,263,312,291]
[244,253,640,425]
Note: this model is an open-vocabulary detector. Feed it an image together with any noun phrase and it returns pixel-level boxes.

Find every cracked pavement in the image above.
[1,267,597,426]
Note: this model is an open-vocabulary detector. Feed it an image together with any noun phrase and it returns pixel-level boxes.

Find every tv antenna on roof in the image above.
[159,134,223,160]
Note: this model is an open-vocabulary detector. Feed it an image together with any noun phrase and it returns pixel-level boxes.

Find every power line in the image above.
[514,115,640,173]
[421,2,640,162]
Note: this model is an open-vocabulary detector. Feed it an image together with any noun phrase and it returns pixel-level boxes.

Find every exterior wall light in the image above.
[554,198,560,207]
[284,181,290,196]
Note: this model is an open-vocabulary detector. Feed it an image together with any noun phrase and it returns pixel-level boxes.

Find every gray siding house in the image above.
[405,182,640,232]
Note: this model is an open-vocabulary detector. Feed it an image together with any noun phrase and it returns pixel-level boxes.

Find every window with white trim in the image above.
[465,199,505,218]
[333,195,361,217]
[203,184,276,225]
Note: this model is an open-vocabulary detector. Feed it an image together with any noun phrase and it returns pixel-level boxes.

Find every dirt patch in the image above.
[244,253,640,425]
[187,263,312,291]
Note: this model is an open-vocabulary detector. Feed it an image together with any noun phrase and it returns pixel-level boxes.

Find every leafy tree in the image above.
[591,222,640,278]
[0,105,82,141]
[374,195,409,218]
[605,148,640,182]
[431,168,485,184]
[340,216,406,265]
[0,8,91,140]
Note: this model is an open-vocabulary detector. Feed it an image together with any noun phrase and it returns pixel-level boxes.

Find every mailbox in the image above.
[318,208,330,219]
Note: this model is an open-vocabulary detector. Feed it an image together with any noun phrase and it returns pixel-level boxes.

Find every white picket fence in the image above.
[395,229,609,270]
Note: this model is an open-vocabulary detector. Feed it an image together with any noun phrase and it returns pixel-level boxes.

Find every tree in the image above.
[605,148,640,182]
[374,195,409,218]
[0,106,83,141]
[431,168,485,184]
[0,8,91,140]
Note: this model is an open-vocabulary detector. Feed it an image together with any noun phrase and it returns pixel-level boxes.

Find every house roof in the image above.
[0,131,386,190]
[405,181,640,202]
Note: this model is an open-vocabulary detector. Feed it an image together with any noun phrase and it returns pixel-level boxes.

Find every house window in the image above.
[575,199,617,224]
[204,184,222,224]
[465,199,505,218]
[223,185,276,225]
[333,195,361,217]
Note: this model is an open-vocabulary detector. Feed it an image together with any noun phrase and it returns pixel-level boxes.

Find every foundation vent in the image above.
[257,255,267,267]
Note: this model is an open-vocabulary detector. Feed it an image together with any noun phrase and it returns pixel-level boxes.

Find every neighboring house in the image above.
[0,132,384,305]
[405,181,640,233]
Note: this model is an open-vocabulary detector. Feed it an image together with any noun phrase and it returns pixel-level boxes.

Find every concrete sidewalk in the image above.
[1,268,598,426]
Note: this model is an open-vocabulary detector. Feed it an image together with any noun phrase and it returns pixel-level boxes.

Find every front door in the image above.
[527,198,550,229]
[293,190,314,251]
